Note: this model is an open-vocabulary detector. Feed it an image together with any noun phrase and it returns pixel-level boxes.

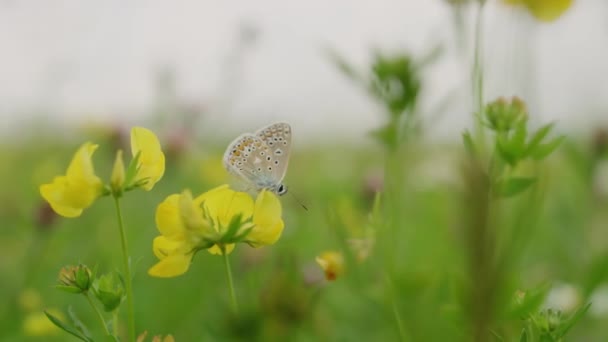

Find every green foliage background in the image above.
[1,125,607,341]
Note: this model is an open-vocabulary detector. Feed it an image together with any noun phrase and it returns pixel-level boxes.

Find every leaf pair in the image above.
[497,122,564,167]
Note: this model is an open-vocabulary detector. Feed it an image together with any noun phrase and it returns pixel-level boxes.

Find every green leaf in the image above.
[370,191,383,223]
[234,226,254,242]
[555,303,591,338]
[462,130,476,157]
[525,123,554,156]
[124,151,141,187]
[44,310,92,342]
[511,122,528,157]
[495,177,537,198]
[370,124,398,150]
[67,306,93,340]
[489,329,504,341]
[496,135,518,166]
[530,136,565,160]
[218,214,246,243]
[55,285,83,294]
[520,323,539,342]
[519,328,528,342]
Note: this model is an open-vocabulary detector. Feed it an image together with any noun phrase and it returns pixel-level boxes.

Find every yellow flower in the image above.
[40,142,103,217]
[503,0,573,22]
[316,251,345,281]
[148,191,205,277]
[197,185,285,251]
[148,185,284,278]
[131,127,165,191]
[23,310,63,337]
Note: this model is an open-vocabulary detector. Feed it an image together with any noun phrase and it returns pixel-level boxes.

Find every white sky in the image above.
[0,0,607,141]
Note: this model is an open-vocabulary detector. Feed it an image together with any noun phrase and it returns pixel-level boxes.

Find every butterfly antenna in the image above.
[289,191,309,211]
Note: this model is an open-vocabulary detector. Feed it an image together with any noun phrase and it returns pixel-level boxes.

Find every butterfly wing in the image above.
[254,122,292,183]
[223,132,280,191]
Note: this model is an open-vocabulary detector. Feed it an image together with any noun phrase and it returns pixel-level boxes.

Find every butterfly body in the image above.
[223,122,292,196]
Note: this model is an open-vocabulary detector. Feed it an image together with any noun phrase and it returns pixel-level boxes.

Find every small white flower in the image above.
[543,282,581,313]
[589,284,608,317]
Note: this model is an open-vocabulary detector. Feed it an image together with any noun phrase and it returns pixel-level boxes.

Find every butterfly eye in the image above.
[277,184,287,196]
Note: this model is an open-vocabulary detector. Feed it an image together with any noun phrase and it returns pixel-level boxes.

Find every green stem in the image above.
[386,276,408,342]
[113,196,136,342]
[222,250,238,313]
[112,311,119,337]
[85,292,111,336]
[391,300,407,342]
[473,2,486,153]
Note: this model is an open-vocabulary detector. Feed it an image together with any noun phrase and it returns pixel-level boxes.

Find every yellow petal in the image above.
[525,0,572,22]
[197,185,254,228]
[207,243,235,255]
[152,236,187,260]
[66,142,100,182]
[194,184,230,204]
[148,253,193,278]
[248,190,284,247]
[131,127,165,191]
[315,251,345,281]
[155,194,186,238]
[39,143,103,218]
[40,179,84,217]
[178,190,207,232]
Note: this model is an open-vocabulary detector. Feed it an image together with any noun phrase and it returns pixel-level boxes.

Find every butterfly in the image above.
[223,122,292,196]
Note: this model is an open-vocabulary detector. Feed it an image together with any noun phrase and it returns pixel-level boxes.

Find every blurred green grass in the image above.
[1,126,607,341]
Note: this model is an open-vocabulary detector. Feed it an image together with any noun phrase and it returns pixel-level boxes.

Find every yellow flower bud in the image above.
[316,251,345,281]
[111,150,126,195]
[58,265,93,293]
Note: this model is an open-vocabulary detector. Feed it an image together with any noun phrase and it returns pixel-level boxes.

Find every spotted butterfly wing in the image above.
[254,122,291,183]
[223,122,292,194]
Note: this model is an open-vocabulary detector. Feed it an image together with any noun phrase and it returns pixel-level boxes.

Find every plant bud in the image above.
[57,265,93,294]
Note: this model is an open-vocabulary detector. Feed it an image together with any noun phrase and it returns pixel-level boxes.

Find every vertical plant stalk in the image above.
[472,2,487,153]
[85,292,111,336]
[386,275,409,342]
[112,311,119,337]
[391,300,407,342]
[222,250,239,314]
[463,159,500,342]
[383,152,400,272]
[113,197,136,342]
